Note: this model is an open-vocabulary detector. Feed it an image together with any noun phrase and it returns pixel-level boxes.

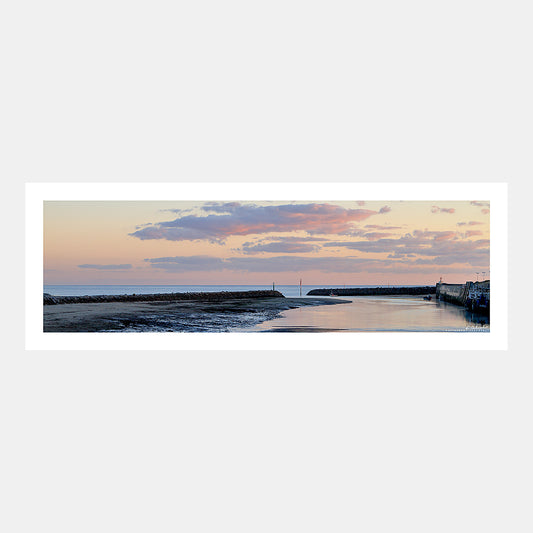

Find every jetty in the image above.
[43,290,284,305]
[436,281,490,315]
[307,286,436,297]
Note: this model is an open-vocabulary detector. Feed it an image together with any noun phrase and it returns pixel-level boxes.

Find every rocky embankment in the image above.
[307,286,436,296]
[43,290,284,305]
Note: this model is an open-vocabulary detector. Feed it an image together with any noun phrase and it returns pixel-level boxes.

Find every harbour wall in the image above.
[436,283,468,306]
[436,281,490,314]
[307,286,436,296]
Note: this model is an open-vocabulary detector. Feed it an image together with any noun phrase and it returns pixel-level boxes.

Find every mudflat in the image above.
[43,297,350,332]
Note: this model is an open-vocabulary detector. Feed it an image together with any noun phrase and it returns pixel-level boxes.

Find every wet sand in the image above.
[43,297,350,332]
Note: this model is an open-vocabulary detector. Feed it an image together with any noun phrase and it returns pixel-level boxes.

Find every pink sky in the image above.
[44,200,490,285]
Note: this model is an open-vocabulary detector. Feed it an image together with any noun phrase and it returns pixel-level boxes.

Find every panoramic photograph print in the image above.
[43,199,490,333]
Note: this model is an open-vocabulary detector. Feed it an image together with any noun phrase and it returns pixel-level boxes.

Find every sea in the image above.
[44,284,386,298]
[44,285,489,332]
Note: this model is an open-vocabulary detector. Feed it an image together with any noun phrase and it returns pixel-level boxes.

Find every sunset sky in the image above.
[43,200,490,285]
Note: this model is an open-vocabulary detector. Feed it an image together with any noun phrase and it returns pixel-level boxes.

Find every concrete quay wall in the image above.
[436,283,468,306]
[436,281,490,312]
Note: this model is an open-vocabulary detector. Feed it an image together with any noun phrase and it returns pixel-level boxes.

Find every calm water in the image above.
[240,295,489,332]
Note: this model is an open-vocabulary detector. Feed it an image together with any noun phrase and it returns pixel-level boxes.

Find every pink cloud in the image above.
[364,232,395,240]
[130,202,384,242]
[457,221,483,226]
[431,206,456,214]
[471,201,490,214]
[241,241,320,254]
[365,224,402,230]
[432,231,457,241]
[323,231,489,267]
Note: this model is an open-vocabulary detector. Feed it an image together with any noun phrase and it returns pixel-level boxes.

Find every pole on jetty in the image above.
[299,278,302,296]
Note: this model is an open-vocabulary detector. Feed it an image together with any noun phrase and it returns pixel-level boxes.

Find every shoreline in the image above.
[43,296,350,332]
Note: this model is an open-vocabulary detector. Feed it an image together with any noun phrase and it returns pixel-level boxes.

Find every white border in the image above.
[26,182,508,350]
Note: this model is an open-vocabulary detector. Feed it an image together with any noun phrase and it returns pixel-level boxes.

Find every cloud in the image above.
[243,235,328,244]
[363,232,395,240]
[145,254,486,275]
[326,230,460,250]
[145,255,378,273]
[238,235,330,254]
[465,230,483,238]
[430,231,458,241]
[379,206,392,214]
[241,241,320,254]
[411,251,489,266]
[431,206,456,214]
[145,256,225,271]
[160,208,195,215]
[78,264,132,270]
[457,221,483,226]
[364,225,402,230]
[200,202,243,213]
[337,228,367,237]
[130,202,384,242]
[323,231,489,267]
[470,201,490,214]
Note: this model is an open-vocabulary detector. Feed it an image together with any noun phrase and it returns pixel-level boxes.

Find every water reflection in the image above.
[243,296,490,332]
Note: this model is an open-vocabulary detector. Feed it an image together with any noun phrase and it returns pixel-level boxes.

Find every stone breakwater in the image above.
[43,290,284,305]
[307,286,436,296]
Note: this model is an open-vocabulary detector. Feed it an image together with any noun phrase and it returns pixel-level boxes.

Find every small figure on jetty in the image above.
[423,295,432,301]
